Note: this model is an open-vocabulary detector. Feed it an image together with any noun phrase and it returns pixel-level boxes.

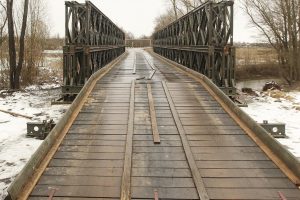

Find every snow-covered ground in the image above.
[241,89,300,160]
[0,85,69,199]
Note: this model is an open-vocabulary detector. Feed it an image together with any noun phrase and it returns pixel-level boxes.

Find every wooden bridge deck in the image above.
[28,49,300,200]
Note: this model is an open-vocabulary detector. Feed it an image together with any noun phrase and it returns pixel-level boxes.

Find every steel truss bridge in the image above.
[5,1,300,200]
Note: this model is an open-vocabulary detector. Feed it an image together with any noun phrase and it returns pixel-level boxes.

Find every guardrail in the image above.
[153,0,235,96]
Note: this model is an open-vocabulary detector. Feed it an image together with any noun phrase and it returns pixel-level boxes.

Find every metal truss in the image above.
[153,0,235,94]
[63,1,125,97]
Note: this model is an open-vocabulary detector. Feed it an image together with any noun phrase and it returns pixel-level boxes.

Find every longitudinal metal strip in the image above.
[162,81,209,200]
[147,83,161,144]
[132,52,136,74]
[120,80,135,200]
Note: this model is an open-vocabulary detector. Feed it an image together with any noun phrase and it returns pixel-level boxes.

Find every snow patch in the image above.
[0,85,69,199]
[242,91,300,159]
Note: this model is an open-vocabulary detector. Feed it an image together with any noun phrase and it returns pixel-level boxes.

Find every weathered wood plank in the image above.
[133,146,183,153]
[38,175,121,186]
[133,152,186,161]
[44,167,123,176]
[49,159,124,168]
[203,177,297,188]
[132,168,191,177]
[120,80,135,200]
[162,81,209,200]
[199,168,286,178]
[58,146,125,153]
[132,187,199,199]
[148,83,160,143]
[62,140,125,146]
[132,177,195,188]
[206,188,300,199]
[196,160,277,169]
[65,134,126,140]
[53,152,124,160]
[31,185,120,198]
[133,160,189,169]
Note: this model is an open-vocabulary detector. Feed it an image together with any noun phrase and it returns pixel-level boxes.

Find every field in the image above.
[235,46,281,81]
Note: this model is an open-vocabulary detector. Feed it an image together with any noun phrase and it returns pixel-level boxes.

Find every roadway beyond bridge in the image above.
[7,48,300,200]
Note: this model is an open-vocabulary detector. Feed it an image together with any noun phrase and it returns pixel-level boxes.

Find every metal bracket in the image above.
[259,120,286,138]
[220,87,236,97]
[27,119,56,140]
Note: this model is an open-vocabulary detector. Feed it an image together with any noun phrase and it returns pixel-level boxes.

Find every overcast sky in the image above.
[47,0,258,42]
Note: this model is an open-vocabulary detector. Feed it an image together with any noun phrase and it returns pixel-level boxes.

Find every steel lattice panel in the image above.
[153,1,235,92]
[63,1,125,97]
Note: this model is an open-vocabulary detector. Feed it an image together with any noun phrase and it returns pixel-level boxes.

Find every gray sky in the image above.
[47,0,258,42]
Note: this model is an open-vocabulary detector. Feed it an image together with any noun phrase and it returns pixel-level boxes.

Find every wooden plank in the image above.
[132,187,199,199]
[65,134,126,140]
[196,160,277,169]
[147,83,160,144]
[31,185,120,198]
[133,146,183,153]
[202,177,297,188]
[132,168,191,177]
[206,188,300,199]
[29,198,119,200]
[76,113,128,121]
[44,167,123,176]
[133,135,180,141]
[38,175,121,186]
[69,124,127,131]
[162,81,209,200]
[191,146,262,153]
[133,140,182,147]
[62,140,125,146]
[193,152,269,161]
[133,152,186,161]
[53,152,124,160]
[49,159,124,168]
[181,117,236,126]
[120,80,135,200]
[132,52,136,74]
[133,160,189,169]
[199,168,286,178]
[73,119,127,125]
[58,146,125,153]
[132,177,195,188]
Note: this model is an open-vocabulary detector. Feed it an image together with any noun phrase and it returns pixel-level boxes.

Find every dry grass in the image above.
[236,47,280,81]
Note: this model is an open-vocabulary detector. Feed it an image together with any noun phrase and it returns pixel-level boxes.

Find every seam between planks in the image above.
[147,83,161,144]
[162,81,210,200]
[120,80,135,200]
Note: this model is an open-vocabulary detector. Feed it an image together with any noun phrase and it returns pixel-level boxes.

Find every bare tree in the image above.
[0,0,7,46]
[22,0,49,85]
[155,0,207,32]
[180,0,206,12]
[242,0,300,83]
[7,0,29,89]
[169,0,179,20]
[154,8,177,32]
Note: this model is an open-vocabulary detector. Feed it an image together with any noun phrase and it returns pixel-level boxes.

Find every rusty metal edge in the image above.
[148,49,300,186]
[7,52,128,200]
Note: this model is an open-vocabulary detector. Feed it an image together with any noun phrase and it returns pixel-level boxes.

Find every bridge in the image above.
[6,1,300,200]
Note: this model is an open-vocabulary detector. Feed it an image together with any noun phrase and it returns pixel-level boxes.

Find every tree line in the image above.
[0,0,50,89]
